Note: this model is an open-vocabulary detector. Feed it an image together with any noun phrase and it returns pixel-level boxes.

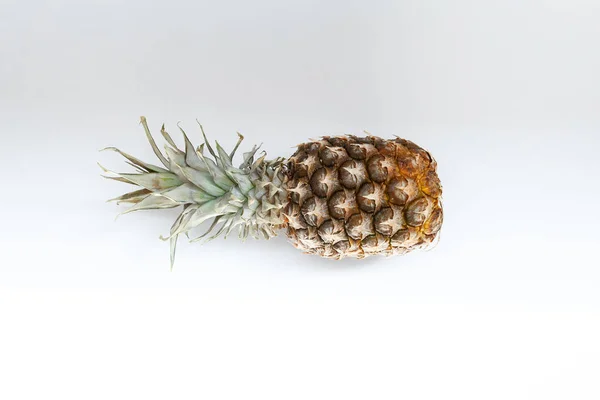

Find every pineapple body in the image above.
[283,136,443,259]
[102,118,443,267]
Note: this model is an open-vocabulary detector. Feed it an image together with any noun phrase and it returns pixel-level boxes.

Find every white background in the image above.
[2,0,600,399]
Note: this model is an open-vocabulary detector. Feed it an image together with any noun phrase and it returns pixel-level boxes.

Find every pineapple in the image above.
[101,117,443,267]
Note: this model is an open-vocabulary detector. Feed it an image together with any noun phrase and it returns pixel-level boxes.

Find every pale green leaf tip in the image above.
[97,162,110,173]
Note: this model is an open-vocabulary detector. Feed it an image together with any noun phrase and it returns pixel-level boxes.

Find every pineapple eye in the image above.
[387,177,409,206]
[366,154,388,183]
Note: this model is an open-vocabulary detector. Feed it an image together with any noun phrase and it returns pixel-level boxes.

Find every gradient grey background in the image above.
[1,0,600,399]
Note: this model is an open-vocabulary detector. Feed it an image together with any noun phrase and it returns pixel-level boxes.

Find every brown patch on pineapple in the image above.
[356,182,385,213]
[323,136,348,147]
[304,142,320,153]
[350,136,373,145]
[419,169,442,198]
[366,154,388,183]
[319,145,348,167]
[395,149,420,178]
[288,153,308,179]
[317,219,346,244]
[422,205,443,235]
[373,207,404,237]
[405,197,429,227]
[395,138,430,159]
[345,142,370,160]
[374,140,397,158]
[298,152,321,178]
[390,227,421,248]
[327,189,358,220]
[332,239,350,254]
[310,167,340,198]
[282,202,308,230]
[294,226,321,249]
[287,179,311,206]
[360,233,390,255]
[300,196,329,227]
[338,159,367,189]
[386,176,409,206]
[316,244,339,259]
[345,212,375,240]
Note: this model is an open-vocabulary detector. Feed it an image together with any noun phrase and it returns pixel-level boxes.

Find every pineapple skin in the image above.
[282,136,443,259]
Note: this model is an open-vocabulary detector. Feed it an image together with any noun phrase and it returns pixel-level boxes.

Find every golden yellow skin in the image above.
[282,136,443,259]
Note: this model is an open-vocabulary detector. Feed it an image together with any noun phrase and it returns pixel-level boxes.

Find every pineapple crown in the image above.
[100,117,288,269]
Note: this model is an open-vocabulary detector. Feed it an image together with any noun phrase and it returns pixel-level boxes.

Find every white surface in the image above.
[1,0,600,399]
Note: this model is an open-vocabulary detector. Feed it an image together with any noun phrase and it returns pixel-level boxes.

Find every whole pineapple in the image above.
[101,117,443,267]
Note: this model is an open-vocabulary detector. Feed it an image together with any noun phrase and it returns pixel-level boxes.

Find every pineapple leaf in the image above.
[196,120,218,160]
[177,122,205,170]
[119,193,179,215]
[125,161,147,174]
[107,188,152,204]
[140,116,169,167]
[160,183,214,205]
[174,165,228,197]
[207,216,234,242]
[196,145,234,188]
[117,172,182,191]
[189,215,223,243]
[240,144,261,169]
[102,175,136,185]
[224,168,254,194]
[100,147,169,173]
[215,141,233,168]
[159,124,178,148]
[169,234,177,272]
[230,132,244,159]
